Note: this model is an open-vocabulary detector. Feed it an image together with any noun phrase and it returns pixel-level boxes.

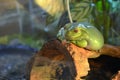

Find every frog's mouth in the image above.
[65,31,82,40]
[65,34,81,41]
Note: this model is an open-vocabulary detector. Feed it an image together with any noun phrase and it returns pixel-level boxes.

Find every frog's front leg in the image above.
[71,39,88,48]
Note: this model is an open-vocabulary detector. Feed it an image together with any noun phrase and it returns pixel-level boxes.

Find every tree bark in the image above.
[100,44,120,58]
[26,39,120,80]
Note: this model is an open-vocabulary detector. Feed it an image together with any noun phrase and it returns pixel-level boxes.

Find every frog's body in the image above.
[57,22,104,50]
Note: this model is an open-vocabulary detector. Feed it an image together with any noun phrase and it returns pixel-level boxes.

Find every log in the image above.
[27,39,76,80]
[26,39,120,80]
[112,71,120,80]
[100,44,120,58]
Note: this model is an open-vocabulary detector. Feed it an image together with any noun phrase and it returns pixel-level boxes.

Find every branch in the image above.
[64,42,120,58]
[100,44,120,58]
[28,39,120,80]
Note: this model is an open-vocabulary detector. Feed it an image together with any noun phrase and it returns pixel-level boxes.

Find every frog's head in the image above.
[64,23,87,41]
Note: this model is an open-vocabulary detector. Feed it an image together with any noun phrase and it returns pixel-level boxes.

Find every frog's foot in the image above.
[71,39,88,48]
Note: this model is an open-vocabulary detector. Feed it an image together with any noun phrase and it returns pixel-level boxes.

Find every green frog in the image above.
[57,22,104,50]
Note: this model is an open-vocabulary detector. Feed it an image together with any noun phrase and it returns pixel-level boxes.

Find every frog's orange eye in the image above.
[74,29,78,33]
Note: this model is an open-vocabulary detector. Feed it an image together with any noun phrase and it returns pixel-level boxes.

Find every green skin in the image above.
[57,22,104,50]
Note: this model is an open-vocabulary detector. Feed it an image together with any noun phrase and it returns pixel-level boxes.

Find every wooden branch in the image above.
[100,44,120,58]
[29,39,76,80]
[65,43,120,59]
[64,43,120,59]
[28,39,120,80]
[63,43,91,80]
[112,71,120,80]
[62,42,120,79]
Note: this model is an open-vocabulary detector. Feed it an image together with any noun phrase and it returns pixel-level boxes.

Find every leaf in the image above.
[71,0,94,22]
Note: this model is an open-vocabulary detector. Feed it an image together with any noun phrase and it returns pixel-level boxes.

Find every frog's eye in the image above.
[74,29,78,33]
